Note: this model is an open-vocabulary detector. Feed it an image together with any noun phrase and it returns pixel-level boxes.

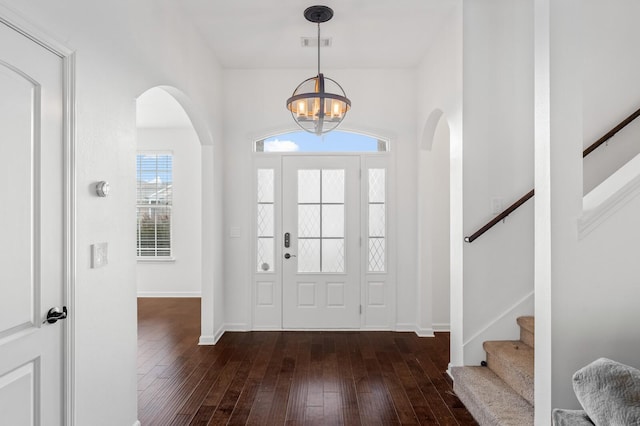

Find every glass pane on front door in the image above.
[297,169,345,273]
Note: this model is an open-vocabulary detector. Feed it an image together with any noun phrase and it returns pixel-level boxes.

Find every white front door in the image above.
[0,20,66,425]
[282,156,360,328]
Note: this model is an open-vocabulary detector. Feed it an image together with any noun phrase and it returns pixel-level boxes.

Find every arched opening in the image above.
[135,86,218,347]
[418,109,451,335]
[136,87,202,296]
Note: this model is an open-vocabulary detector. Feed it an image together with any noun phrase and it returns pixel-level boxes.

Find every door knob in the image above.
[284,253,297,259]
[43,306,67,324]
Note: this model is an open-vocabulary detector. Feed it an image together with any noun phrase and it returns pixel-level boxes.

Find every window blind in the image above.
[136,153,173,257]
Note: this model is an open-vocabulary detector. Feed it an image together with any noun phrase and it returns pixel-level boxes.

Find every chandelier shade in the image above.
[286,5,351,136]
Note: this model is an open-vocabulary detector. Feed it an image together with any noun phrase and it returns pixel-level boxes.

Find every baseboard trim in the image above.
[252,326,283,331]
[224,323,249,332]
[214,324,225,342]
[433,323,451,332]
[414,327,435,338]
[213,323,440,338]
[447,363,454,381]
[137,291,201,298]
[198,335,217,345]
[360,325,392,331]
[396,323,435,338]
[395,323,416,332]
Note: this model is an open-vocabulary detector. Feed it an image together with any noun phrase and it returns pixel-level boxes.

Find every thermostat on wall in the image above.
[95,181,110,197]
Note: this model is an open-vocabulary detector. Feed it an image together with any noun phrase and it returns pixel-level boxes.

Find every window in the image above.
[368,168,386,272]
[255,130,388,153]
[297,169,346,273]
[137,153,173,258]
[256,169,275,272]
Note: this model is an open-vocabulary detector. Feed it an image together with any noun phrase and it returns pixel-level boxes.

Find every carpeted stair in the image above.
[452,316,534,425]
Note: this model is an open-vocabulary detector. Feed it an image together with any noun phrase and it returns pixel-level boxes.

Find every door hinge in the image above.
[359,236,362,247]
[359,305,362,314]
[359,168,362,179]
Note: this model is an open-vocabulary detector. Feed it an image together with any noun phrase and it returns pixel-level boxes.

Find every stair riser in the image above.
[452,366,534,426]
[453,381,492,426]
[516,316,535,348]
[486,352,534,405]
[520,328,534,348]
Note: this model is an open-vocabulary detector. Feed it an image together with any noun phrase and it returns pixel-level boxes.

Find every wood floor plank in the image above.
[137,298,478,426]
[284,336,310,423]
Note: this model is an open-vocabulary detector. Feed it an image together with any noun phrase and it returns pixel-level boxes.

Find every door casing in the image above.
[0,8,76,425]
[252,151,395,332]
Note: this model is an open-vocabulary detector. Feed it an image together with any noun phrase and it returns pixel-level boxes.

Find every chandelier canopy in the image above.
[286,5,351,136]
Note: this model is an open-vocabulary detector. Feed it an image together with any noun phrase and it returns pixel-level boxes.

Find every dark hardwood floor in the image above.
[137,298,477,425]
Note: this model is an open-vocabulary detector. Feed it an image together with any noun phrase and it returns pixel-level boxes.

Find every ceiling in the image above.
[137,2,457,128]
[180,0,457,69]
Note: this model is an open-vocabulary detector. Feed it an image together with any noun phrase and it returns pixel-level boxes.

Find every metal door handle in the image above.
[43,306,67,324]
[284,253,297,259]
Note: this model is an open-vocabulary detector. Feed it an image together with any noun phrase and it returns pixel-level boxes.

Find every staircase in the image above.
[452,316,534,425]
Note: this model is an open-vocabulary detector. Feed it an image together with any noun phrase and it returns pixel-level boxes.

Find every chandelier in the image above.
[286,5,351,136]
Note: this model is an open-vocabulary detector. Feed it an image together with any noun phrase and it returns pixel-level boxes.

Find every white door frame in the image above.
[251,151,396,332]
[0,7,76,425]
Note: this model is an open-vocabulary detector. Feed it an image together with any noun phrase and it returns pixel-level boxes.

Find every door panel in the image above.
[0,20,65,425]
[282,156,360,328]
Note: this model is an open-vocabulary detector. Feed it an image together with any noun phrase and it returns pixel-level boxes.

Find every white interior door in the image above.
[0,20,66,425]
[282,156,360,328]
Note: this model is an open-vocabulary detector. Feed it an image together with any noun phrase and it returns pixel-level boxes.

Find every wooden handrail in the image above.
[465,105,640,243]
[464,190,534,243]
[583,107,640,157]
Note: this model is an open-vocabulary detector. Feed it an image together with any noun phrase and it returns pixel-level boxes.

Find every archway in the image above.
[136,86,202,296]
[418,109,452,335]
[135,86,216,343]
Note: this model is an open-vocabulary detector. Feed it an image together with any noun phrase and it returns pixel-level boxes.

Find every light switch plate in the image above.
[91,242,108,268]
[229,227,241,238]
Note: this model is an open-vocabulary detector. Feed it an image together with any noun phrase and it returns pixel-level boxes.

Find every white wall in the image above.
[582,1,640,193]
[137,127,202,297]
[534,1,640,418]
[0,2,224,425]
[221,68,417,331]
[462,0,535,365]
[430,119,451,329]
[416,1,463,360]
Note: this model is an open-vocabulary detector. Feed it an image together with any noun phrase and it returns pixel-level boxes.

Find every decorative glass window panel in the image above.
[136,153,173,257]
[298,170,320,203]
[368,238,386,273]
[322,239,345,273]
[257,169,274,203]
[297,169,345,273]
[298,238,321,273]
[368,168,386,272]
[257,169,275,272]
[322,205,344,238]
[321,169,345,203]
[298,205,320,238]
[369,168,386,203]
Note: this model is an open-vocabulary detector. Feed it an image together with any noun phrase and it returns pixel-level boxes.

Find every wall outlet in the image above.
[91,242,108,268]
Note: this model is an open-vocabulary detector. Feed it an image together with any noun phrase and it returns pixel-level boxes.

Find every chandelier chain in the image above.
[317,22,321,76]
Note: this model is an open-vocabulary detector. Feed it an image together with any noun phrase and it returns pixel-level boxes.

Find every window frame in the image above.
[136,151,175,262]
